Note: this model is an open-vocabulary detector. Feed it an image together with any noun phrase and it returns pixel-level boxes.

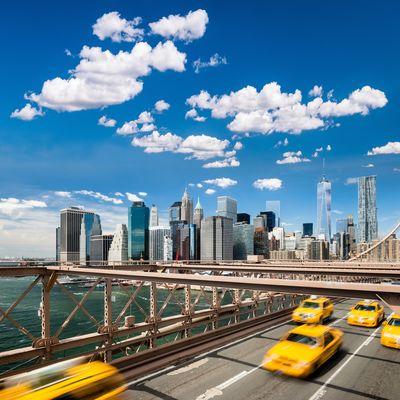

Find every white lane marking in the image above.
[329,313,348,326]
[127,319,290,386]
[307,325,381,400]
[196,363,263,400]
[167,358,209,376]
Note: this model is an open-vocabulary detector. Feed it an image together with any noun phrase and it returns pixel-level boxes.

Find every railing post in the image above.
[212,287,219,330]
[149,282,157,348]
[183,284,192,338]
[41,274,51,361]
[233,289,241,323]
[103,278,113,362]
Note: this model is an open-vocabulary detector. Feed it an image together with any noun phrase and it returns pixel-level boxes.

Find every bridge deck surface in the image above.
[122,300,400,400]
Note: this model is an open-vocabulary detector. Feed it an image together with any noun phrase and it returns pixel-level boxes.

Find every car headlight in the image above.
[293,360,312,369]
[264,353,279,363]
[383,333,399,339]
[303,313,316,318]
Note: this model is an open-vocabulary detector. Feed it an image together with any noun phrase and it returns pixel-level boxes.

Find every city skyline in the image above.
[2,1,400,257]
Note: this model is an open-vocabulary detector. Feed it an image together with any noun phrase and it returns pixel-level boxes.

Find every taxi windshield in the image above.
[286,333,319,347]
[354,304,376,312]
[301,301,320,309]
[388,318,400,327]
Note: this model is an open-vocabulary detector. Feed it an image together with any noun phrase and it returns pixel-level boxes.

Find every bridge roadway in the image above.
[122,300,400,400]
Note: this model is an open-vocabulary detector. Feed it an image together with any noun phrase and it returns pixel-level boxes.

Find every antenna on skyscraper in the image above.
[322,157,326,179]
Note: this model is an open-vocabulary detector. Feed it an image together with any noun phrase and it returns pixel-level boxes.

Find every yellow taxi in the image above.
[347,300,385,328]
[263,324,343,378]
[0,358,126,400]
[292,296,334,324]
[381,313,400,349]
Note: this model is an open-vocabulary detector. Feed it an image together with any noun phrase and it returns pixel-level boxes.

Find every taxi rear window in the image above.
[388,318,400,327]
[354,304,376,312]
[302,301,320,309]
[286,333,318,347]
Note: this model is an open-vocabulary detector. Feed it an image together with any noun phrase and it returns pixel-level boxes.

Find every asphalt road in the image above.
[122,300,400,400]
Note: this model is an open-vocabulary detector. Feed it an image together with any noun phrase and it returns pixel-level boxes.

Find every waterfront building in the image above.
[128,201,150,260]
[357,235,400,261]
[150,205,159,227]
[193,197,203,260]
[217,196,237,223]
[80,213,102,264]
[269,250,297,260]
[347,215,357,254]
[333,232,350,260]
[60,207,101,263]
[254,228,269,257]
[90,234,113,263]
[201,216,233,261]
[56,227,61,262]
[316,176,332,240]
[237,213,250,224]
[253,216,265,230]
[233,222,254,260]
[170,220,186,260]
[302,223,313,237]
[169,201,182,222]
[358,176,378,243]
[285,235,297,251]
[272,227,285,250]
[149,226,170,261]
[181,188,193,224]
[108,224,128,265]
[266,200,281,227]
[180,224,197,260]
[163,234,173,261]
[259,211,276,232]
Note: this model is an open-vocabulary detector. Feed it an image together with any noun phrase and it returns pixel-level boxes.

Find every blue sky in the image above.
[1,0,399,257]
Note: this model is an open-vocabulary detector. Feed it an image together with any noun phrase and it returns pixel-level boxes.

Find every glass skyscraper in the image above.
[316,177,331,240]
[128,201,150,260]
[80,212,102,264]
[266,201,280,227]
[358,176,378,243]
[217,196,237,223]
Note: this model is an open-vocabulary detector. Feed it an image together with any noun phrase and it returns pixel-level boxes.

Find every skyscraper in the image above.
[266,201,281,227]
[60,207,100,263]
[108,224,128,265]
[56,227,61,262]
[201,216,233,261]
[302,223,313,237]
[90,234,113,263]
[316,176,332,240]
[358,176,378,243]
[163,234,173,261]
[180,224,197,260]
[128,201,150,260]
[150,205,159,227]
[169,201,182,222]
[217,196,237,223]
[259,211,276,232]
[80,213,102,264]
[347,215,357,253]
[149,226,170,260]
[237,213,250,224]
[170,220,186,260]
[233,222,254,260]
[193,197,204,260]
[181,188,193,224]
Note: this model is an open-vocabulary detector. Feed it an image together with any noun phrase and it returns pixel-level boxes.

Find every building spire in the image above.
[195,196,202,210]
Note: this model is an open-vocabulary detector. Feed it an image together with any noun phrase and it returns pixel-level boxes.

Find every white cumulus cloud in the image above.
[309,85,323,97]
[0,198,47,217]
[149,9,209,42]
[126,192,143,202]
[186,83,387,135]
[185,108,206,122]
[203,157,240,168]
[10,104,44,121]
[93,11,144,42]
[132,131,183,153]
[54,191,72,198]
[345,177,358,185]
[205,188,216,195]
[276,151,311,165]
[367,142,400,155]
[193,53,227,73]
[27,41,186,112]
[98,115,117,127]
[203,178,237,189]
[117,121,139,135]
[253,178,282,191]
[74,190,123,205]
[154,99,170,113]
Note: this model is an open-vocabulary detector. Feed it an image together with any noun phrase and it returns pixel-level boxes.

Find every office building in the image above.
[271,227,285,250]
[217,196,237,223]
[254,228,268,257]
[181,188,193,224]
[80,213,102,264]
[56,227,61,262]
[180,224,197,260]
[169,201,182,222]
[253,216,265,230]
[149,226,170,261]
[193,197,203,260]
[108,224,128,265]
[266,200,281,227]
[303,223,313,237]
[333,232,350,260]
[170,220,186,260]
[316,176,332,240]
[358,176,378,243]
[150,205,159,227]
[201,216,233,261]
[233,222,254,260]
[60,207,100,263]
[237,213,250,224]
[90,234,113,263]
[259,211,276,232]
[357,235,400,262]
[128,201,150,260]
[163,234,173,261]
[347,215,357,254]
[308,240,330,260]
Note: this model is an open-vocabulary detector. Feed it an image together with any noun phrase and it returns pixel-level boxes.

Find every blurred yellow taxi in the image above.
[292,296,333,324]
[263,324,343,378]
[347,300,385,327]
[0,357,126,400]
[381,313,400,349]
